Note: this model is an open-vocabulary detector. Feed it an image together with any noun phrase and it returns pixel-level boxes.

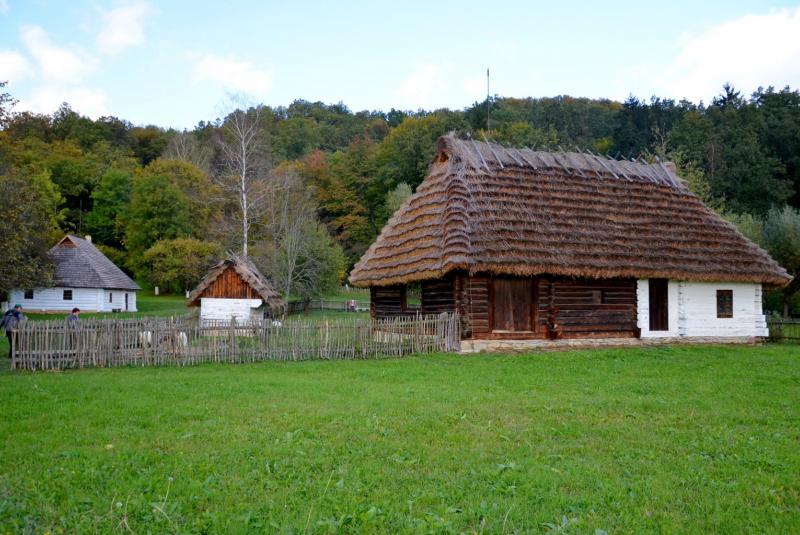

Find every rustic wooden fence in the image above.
[286,299,370,315]
[767,320,800,343]
[10,312,460,371]
[337,285,420,299]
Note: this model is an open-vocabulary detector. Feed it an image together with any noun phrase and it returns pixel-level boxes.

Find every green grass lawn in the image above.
[1,345,798,534]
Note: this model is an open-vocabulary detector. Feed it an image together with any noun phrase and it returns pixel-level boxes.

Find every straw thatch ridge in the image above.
[350,135,792,288]
[186,256,286,308]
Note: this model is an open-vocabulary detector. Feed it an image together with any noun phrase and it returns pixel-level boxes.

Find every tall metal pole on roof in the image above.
[487,68,490,136]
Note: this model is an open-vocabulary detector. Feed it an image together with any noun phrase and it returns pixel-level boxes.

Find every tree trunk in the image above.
[784,294,790,319]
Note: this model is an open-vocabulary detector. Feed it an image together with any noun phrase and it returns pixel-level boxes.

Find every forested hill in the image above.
[2,82,800,311]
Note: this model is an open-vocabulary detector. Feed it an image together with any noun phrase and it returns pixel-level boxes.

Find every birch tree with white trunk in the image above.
[213,94,273,258]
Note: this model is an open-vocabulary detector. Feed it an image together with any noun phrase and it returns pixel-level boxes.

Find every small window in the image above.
[109,293,113,303]
[24,289,34,299]
[63,290,73,301]
[717,290,733,318]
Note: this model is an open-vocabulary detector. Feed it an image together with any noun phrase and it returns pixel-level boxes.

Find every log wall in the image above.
[538,277,638,338]
[421,277,456,314]
[372,274,640,340]
[370,285,407,318]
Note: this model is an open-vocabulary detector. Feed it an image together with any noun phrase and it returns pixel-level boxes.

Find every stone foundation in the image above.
[459,336,760,354]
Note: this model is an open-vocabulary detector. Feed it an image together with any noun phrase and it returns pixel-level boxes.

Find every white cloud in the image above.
[0,50,34,82]
[660,6,800,102]
[96,1,151,56]
[191,54,271,93]
[22,86,108,118]
[396,63,451,108]
[0,0,9,15]
[19,24,96,83]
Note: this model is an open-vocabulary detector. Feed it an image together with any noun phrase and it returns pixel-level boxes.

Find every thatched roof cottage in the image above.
[11,234,141,313]
[187,257,285,323]
[350,135,791,350]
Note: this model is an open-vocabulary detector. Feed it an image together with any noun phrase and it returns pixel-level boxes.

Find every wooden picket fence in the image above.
[10,312,461,371]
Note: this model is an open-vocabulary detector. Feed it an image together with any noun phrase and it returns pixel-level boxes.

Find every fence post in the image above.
[229,317,235,363]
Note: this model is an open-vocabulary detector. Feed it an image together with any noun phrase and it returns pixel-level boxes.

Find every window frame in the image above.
[63,289,73,301]
[717,290,733,318]
[24,289,34,300]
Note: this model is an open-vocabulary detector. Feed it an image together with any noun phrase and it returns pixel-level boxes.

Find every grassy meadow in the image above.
[0,345,799,534]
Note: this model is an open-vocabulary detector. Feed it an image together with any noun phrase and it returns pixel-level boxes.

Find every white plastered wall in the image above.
[200,298,263,324]
[637,279,768,339]
[11,287,139,313]
[103,290,138,312]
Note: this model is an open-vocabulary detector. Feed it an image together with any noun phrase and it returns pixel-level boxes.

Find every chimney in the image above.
[85,235,92,243]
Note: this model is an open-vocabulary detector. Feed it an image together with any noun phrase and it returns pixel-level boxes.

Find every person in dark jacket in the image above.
[66,308,81,324]
[1,304,25,359]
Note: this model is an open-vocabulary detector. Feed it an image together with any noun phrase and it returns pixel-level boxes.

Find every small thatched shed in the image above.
[350,135,791,346]
[187,257,285,323]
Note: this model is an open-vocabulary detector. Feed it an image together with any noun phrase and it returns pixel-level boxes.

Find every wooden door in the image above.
[649,279,668,331]
[491,278,534,332]
[125,293,129,311]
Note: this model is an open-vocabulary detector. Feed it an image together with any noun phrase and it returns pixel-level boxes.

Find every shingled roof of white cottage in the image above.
[49,235,141,291]
[349,135,792,288]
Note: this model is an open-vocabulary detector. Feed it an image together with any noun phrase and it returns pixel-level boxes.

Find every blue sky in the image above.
[2,1,800,129]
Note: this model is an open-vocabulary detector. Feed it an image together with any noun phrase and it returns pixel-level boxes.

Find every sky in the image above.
[1,0,800,129]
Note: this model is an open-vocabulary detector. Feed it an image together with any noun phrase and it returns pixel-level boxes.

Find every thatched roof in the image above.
[350,135,791,288]
[186,257,285,308]
[50,235,140,291]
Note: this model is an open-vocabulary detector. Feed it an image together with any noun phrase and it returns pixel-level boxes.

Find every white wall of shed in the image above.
[637,280,767,338]
[200,298,263,324]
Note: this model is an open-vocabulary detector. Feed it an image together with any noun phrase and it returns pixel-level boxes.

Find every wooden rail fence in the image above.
[767,320,800,343]
[10,312,460,371]
[286,299,370,315]
[337,286,420,299]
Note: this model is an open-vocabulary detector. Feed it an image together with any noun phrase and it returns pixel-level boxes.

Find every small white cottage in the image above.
[186,257,286,324]
[11,234,140,313]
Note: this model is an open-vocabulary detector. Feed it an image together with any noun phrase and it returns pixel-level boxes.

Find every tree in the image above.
[85,169,133,247]
[381,182,412,224]
[121,174,192,274]
[213,93,273,258]
[0,80,18,127]
[762,205,800,317]
[164,130,212,172]
[0,168,63,299]
[142,158,219,239]
[142,238,221,293]
[256,167,345,302]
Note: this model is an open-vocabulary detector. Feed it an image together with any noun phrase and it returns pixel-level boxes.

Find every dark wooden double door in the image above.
[491,278,536,332]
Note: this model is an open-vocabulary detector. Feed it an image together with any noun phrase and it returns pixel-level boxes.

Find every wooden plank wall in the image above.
[421,277,456,314]
[538,277,638,338]
[200,267,261,300]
